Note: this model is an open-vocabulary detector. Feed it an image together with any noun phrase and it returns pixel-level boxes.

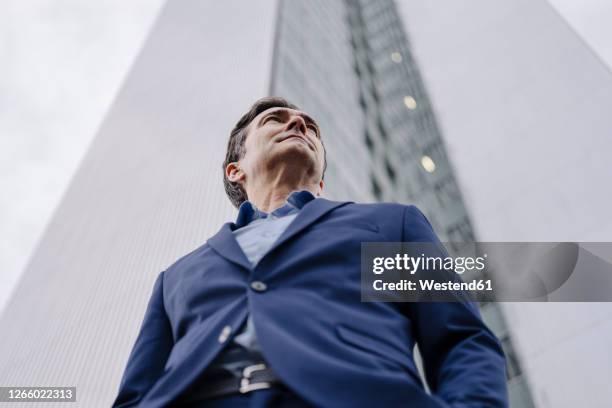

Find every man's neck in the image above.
[246,180,318,213]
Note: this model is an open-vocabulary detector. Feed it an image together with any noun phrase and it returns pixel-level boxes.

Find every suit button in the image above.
[218,325,232,343]
[250,281,267,292]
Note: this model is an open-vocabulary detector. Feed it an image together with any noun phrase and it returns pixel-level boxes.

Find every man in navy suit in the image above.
[113,97,508,407]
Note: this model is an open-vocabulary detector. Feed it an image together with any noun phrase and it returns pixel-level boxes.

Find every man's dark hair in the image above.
[222,96,326,208]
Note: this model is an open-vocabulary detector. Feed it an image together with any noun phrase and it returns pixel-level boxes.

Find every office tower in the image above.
[3,0,608,406]
[273,0,532,405]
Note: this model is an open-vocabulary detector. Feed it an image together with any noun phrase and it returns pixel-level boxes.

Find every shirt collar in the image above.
[235,190,316,228]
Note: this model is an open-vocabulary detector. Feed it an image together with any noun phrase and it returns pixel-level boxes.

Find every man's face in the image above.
[229,106,326,189]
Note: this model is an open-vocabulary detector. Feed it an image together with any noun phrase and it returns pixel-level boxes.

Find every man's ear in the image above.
[316,179,325,196]
[226,162,245,184]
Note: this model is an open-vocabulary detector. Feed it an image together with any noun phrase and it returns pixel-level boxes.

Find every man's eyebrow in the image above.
[259,108,319,129]
[299,112,319,129]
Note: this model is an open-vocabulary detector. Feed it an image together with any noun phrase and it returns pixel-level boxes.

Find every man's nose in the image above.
[286,115,307,134]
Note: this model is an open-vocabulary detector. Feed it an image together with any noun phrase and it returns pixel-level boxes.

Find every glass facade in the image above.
[272,0,372,201]
[272,1,534,406]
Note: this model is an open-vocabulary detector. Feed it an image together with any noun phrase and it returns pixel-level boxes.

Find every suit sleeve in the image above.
[113,272,174,407]
[402,205,509,407]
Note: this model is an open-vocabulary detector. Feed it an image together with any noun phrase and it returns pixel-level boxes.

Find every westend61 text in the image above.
[373,279,493,292]
[372,253,487,275]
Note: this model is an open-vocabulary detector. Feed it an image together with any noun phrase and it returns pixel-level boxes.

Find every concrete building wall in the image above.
[0,1,277,406]
[397,1,612,407]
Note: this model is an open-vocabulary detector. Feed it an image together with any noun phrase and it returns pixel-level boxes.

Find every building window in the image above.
[377,117,387,140]
[403,95,417,110]
[371,176,382,199]
[364,130,374,151]
[385,158,396,182]
[421,155,436,173]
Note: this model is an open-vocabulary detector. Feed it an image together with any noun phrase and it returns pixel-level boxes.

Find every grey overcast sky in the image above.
[0,0,611,314]
[0,0,164,313]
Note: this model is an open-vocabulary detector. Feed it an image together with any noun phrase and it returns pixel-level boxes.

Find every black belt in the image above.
[185,363,284,402]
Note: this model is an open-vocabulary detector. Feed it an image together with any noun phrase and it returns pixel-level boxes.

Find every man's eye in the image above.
[265,116,280,123]
[307,125,319,136]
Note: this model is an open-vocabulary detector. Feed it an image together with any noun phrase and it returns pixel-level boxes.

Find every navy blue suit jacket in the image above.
[113,198,508,407]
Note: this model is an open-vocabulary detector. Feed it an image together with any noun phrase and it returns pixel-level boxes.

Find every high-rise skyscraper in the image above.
[272,1,532,405]
[2,1,610,406]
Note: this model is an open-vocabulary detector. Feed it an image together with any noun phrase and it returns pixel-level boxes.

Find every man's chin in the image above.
[267,147,319,174]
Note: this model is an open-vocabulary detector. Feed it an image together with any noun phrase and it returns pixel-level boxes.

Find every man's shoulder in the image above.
[163,240,213,276]
[320,199,429,233]
[331,200,439,244]
[325,198,423,218]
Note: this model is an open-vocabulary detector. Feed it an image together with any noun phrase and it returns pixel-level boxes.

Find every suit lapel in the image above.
[207,222,252,271]
[264,198,351,258]
[207,198,351,271]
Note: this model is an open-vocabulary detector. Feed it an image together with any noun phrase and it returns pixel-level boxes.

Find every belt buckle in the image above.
[239,363,271,394]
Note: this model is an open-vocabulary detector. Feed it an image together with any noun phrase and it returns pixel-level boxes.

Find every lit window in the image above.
[421,155,436,173]
[390,52,402,63]
[403,95,417,110]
